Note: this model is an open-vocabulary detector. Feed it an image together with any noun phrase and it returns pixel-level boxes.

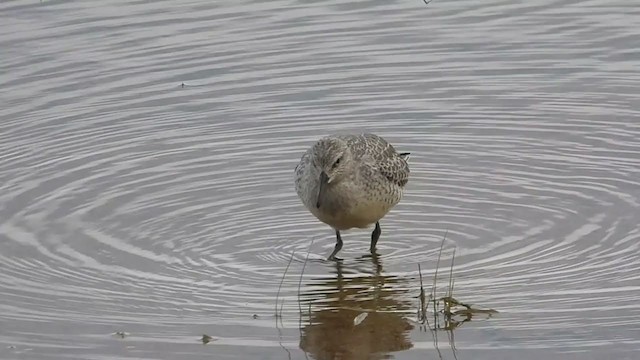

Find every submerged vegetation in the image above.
[417,234,498,334]
[275,233,498,358]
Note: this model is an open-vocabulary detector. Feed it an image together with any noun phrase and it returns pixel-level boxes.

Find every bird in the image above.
[294,133,410,260]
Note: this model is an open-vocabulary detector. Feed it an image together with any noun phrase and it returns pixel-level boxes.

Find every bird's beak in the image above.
[316,171,329,208]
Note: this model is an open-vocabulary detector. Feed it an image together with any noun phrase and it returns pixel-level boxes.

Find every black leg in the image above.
[327,230,343,261]
[370,221,381,252]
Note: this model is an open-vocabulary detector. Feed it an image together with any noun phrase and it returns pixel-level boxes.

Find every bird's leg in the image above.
[370,222,381,252]
[327,230,343,261]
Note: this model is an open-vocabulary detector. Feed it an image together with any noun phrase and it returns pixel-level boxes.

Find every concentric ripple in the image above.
[1,0,640,359]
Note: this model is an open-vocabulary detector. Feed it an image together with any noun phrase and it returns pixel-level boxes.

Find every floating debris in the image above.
[201,334,214,345]
[252,314,259,319]
[353,312,368,326]
[112,331,129,339]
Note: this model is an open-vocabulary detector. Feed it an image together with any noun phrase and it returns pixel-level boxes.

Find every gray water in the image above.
[1,0,640,359]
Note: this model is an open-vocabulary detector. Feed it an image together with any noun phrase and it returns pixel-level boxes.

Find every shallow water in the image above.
[1,0,640,359]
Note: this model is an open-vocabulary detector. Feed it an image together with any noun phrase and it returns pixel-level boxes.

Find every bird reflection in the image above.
[298,253,414,360]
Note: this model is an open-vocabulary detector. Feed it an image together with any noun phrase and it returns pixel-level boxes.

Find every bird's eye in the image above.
[332,157,341,169]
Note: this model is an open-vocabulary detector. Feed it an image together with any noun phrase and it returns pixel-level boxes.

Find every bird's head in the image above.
[313,137,352,208]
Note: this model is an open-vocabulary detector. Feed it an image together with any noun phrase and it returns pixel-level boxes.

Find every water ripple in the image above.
[1,0,640,358]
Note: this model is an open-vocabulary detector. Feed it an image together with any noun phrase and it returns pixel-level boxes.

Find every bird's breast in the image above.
[311,183,400,230]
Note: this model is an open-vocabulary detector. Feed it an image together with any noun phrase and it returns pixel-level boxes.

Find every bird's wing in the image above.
[378,156,410,187]
[342,133,410,187]
[345,133,397,161]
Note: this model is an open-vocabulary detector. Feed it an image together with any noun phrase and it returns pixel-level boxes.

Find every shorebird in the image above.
[294,133,410,260]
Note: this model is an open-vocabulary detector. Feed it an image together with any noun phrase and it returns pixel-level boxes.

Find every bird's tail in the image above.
[399,152,410,162]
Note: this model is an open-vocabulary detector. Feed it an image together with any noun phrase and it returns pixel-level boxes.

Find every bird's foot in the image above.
[326,254,343,262]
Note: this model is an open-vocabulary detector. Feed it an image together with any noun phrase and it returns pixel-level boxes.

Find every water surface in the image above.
[1,0,640,359]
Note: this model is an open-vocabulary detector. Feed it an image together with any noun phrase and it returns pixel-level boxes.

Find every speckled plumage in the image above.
[294,133,410,260]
